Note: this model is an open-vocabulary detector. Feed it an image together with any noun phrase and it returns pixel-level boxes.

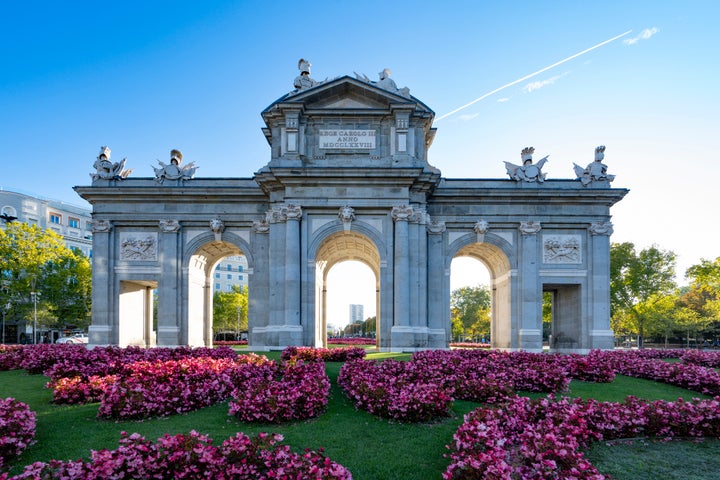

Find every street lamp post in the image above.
[236,305,241,341]
[30,291,39,344]
[1,304,6,344]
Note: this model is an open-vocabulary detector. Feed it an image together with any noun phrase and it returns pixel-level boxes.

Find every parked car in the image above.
[56,333,88,344]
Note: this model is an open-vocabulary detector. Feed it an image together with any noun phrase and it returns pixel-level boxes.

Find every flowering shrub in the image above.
[327,337,376,346]
[47,375,118,405]
[339,350,628,422]
[585,350,720,396]
[229,360,331,423]
[9,430,352,479]
[213,340,248,346]
[44,345,237,381]
[43,346,243,407]
[338,359,453,422]
[563,351,616,383]
[681,349,720,368]
[281,346,367,362]
[97,355,269,420]
[444,395,720,479]
[0,346,25,371]
[449,342,491,349]
[17,344,87,374]
[411,350,572,395]
[0,398,36,470]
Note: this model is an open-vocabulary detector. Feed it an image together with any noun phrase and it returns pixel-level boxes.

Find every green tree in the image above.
[41,250,92,328]
[0,223,90,334]
[362,316,376,336]
[451,285,491,341]
[686,257,720,290]
[681,257,720,340]
[542,292,553,340]
[212,285,248,336]
[610,242,677,348]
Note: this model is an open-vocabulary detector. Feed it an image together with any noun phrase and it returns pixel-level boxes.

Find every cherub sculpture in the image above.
[505,147,549,183]
[91,146,132,181]
[573,146,615,186]
[153,149,197,184]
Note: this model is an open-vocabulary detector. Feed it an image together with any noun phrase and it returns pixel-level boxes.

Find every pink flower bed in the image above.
[0,398,36,470]
[96,354,270,420]
[444,395,720,479]
[45,348,250,407]
[43,349,331,424]
[48,374,119,405]
[587,350,720,396]
[213,340,249,346]
[339,350,620,422]
[229,360,331,423]
[338,359,454,422]
[8,430,351,479]
[44,345,237,381]
[0,346,25,371]
[327,337,376,346]
[281,346,367,362]
[16,344,86,375]
[681,349,720,368]
[449,342,491,349]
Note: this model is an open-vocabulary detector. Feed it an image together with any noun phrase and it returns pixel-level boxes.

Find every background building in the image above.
[0,187,93,257]
[212,255,249,292]
[349,304,364,324]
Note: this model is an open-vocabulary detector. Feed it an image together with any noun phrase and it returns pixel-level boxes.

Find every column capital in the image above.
[91,219,112,233]
[519,220,541,235]
[159,219,180,233]
[253,218,270,233]
[284,203,302,221]
[589,221,614,236]
[427,220,446,235]
[391,205,414,222]
[267,204,302,223]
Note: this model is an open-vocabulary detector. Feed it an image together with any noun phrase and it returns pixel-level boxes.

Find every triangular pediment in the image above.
[263,75,433,115]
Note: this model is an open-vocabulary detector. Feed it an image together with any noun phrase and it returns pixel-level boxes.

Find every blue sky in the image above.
[1,1,718,326]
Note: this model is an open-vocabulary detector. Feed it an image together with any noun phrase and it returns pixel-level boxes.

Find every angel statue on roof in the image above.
[504,147,549,183]
[573,145,615,186]
[153,149,197,184]
[91,146,132,181]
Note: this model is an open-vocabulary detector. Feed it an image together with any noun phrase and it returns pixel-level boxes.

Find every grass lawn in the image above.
[1,350,718,479]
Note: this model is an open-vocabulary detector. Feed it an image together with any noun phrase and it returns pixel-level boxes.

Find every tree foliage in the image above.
[610,242,677,346]
[0,222,91,329]
[451,285,491,340]
[212,285,248,334]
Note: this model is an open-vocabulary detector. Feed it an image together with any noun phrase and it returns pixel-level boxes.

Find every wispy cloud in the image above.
[497,97,510,103]
[623,27,659,45]
[458,113,480,121]
[522,72,568,93]
[434,30,632,122]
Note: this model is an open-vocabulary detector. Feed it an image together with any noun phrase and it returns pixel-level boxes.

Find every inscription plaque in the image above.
[319,129,376,149]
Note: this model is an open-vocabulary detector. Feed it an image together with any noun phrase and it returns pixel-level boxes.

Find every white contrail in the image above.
[434,30,633,122]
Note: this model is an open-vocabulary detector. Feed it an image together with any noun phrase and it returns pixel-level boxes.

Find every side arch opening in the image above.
[186,240,248,347]
[452,241,512,349]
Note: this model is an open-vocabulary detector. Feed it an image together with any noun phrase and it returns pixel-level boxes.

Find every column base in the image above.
[589,329,615,350]
[251,325,304,349]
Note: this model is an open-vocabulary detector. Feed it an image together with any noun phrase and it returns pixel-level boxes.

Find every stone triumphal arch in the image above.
[76,63,627,352]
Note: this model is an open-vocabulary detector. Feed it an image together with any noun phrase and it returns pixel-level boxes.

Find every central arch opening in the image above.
[314,231,380,348]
